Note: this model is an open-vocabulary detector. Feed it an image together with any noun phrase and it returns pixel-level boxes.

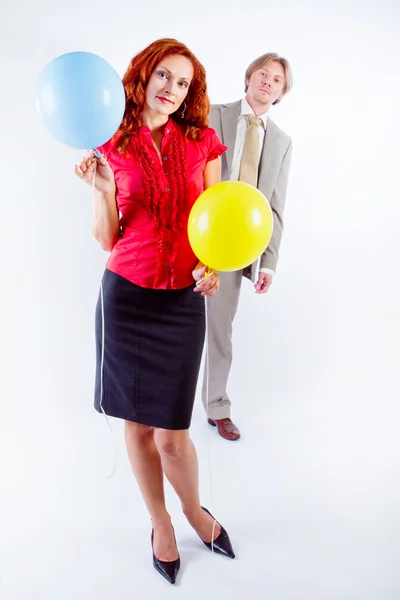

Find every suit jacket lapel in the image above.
[221,101,241,174]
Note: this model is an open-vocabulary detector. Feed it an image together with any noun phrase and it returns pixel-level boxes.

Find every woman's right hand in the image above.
[74,151,115,195]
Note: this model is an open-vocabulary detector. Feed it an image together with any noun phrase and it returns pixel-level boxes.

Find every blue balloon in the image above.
[36,51,126,149]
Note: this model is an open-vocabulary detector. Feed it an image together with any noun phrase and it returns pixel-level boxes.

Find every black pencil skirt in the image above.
[94,269,206,430]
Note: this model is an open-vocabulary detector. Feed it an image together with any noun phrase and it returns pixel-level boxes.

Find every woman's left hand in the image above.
[192,263,219,297]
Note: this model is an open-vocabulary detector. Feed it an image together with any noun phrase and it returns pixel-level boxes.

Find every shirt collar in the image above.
[240,98,268,129]
[139,118,177,137]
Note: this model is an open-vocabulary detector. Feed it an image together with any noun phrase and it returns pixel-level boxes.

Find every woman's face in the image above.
[145,54,193,116]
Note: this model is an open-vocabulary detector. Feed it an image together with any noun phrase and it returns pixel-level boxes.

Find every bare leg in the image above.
[154,429,221,542]
[124,420,178,561]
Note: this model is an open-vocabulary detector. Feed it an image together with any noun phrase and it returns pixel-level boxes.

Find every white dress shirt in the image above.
[230,98,275,278]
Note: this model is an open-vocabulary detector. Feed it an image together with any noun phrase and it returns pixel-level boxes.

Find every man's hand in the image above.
[254,272,273,294]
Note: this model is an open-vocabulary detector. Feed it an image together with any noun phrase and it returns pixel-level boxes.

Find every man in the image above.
[202,52,293,441]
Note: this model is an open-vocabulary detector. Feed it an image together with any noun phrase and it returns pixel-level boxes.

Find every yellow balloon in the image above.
[188,181,273,272]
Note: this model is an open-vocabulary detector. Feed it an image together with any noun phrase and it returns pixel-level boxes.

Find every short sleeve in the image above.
[204,127,228,162]
[96,138,114,160]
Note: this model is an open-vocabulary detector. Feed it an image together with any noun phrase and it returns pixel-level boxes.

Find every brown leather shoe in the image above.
[208,418,241,441]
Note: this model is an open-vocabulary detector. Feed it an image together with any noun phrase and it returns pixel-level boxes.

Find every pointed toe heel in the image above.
[151,530,180,584]
[200,507,235,559]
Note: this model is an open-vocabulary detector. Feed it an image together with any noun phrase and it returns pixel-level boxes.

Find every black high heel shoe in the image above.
[151,528,180,584]
[199,507,235,559]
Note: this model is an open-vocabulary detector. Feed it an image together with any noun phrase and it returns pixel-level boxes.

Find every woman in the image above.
[75,38,235,584]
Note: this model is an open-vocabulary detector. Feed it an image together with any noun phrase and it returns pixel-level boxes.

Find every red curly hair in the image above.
[115,38,210,153]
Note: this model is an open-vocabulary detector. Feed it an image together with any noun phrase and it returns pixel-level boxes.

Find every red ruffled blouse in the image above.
[97,119,227,290]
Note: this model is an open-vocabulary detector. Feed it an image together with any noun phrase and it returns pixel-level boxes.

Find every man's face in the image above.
[246,60,286,108]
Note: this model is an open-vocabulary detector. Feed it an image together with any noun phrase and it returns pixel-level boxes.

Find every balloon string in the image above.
[92,150,101,218]
[195,268,218,550]
[204,296,218,552]
[92,155,118,480]
[92,155,96,216]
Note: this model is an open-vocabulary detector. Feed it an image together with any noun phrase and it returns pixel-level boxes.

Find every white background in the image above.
[1,0,399,598]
